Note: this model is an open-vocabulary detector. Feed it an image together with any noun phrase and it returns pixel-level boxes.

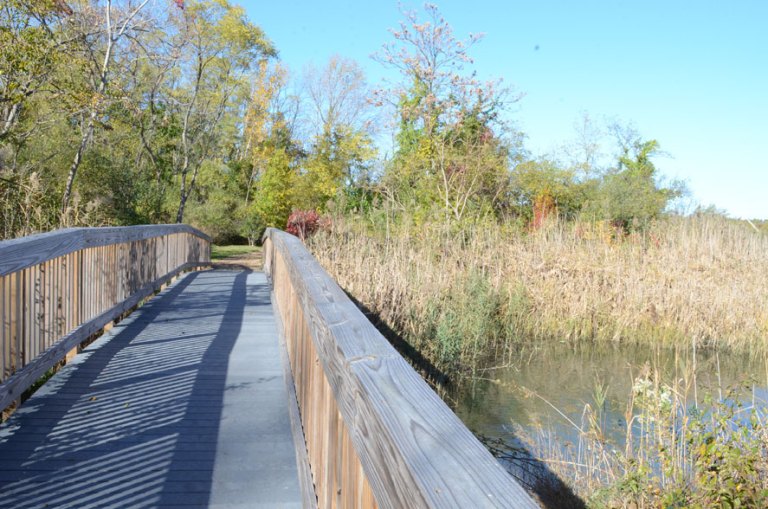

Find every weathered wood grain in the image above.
[272,285,320,509]
[263,228,537,508]
[0,225,211,276]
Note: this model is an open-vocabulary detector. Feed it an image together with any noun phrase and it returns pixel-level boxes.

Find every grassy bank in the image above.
[517,367,768,507]
[308,214,768,375]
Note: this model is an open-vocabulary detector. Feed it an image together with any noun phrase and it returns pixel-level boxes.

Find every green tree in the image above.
[0,1,67,140]
[243,60,304,240]
[511,158,585,222]
[60,0,154,218]
[301,126,373,210]
[169,0,275,223]
[588,138,683,230]
[0,1,72,237]
[300,56,375,211]
[374,4,519,223]
[250,148,296,230]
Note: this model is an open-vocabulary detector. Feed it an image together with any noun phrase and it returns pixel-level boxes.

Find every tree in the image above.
[303,55,373,137]
[374,4,486,141]
[0,1,68,140]
[511,158,584,223]
[0,0,282,240]
[60,0,154,218]
[433,108,512,222]
[168,0,275,223]
[241,60,318,240]
[588,137,683,230]
[250,147,296,231]
[301,125,374,210]
[374,4,520,223]
[0,1,72,236]
[243,61,297,207]
[563,112,605,180]
[300,56,375,210]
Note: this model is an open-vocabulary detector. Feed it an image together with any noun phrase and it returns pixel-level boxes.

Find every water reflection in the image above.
[449,342,768,450]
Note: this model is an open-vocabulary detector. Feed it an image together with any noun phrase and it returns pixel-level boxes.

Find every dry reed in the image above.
[308,215,768,504]
[308,214,768,372]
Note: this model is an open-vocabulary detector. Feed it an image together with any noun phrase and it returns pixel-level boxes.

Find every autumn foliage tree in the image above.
[0,1,685,243]
[374,4,520,224]
[300,56,375,210]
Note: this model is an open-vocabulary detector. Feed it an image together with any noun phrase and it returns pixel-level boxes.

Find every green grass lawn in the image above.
[211,245,260,261]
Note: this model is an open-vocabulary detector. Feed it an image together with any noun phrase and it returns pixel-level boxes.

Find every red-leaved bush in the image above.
[286,210,320,240]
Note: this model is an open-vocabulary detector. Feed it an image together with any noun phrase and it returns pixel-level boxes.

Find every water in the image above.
[448,342,768,458]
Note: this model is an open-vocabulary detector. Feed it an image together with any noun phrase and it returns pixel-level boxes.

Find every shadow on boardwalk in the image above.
[0,269,301,508]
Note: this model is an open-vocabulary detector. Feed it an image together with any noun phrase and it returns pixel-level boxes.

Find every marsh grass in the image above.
[309,214,768,374]
[309,214,768,504]
[514,366,768,507]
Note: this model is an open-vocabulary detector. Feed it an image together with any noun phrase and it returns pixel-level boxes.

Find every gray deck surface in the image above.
[0,270,304,508]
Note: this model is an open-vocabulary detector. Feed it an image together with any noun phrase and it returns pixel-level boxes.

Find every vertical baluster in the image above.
[94,246,98,318]
[9,270,18,379]
[97,246,102,317]
[61,255,67,340]
[18,269,26,374]
[35,263,42,360]
[75,250,82,328]
[53,257,59,347]
[45,259,51,351]
[111,244,115,307]
[84,248,91,323]
[99,245,105,316]
[42,260,49,354]
[23,267,31,368]
[117,243,124,305]
[32,265,40,364]
[1,275,6,381]
[67,253,73,334]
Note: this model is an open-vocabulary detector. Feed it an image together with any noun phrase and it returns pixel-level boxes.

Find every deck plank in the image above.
[0,270,306,509]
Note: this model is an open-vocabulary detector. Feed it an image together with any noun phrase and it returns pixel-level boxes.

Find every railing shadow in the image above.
[480,434,586,508]
[0,269,260,507]
[153,268,251,507]
[0,272,199,506]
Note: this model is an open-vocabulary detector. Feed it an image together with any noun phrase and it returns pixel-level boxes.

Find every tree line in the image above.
[0,1,684,242]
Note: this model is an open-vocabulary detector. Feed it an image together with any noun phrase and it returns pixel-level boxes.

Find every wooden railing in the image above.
[263,228,536,508]
[0,225,211,412]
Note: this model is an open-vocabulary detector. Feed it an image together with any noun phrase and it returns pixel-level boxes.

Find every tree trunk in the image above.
[60,0,150,219]
[175,191,188,223]
[61,114,96,218]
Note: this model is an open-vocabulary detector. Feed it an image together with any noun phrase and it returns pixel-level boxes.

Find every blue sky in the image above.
[244,1,768,219]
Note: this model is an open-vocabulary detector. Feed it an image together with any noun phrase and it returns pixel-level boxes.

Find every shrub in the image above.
[286,209,321,240]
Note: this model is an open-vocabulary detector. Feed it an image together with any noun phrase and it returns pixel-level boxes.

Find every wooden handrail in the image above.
[0,225,211,412]
[0,224,209,276]
[263,228,536,508]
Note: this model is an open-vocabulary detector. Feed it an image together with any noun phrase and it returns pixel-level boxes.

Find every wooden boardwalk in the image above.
[0,269,307,509]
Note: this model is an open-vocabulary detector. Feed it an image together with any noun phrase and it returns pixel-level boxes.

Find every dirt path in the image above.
[211,248,263,271]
